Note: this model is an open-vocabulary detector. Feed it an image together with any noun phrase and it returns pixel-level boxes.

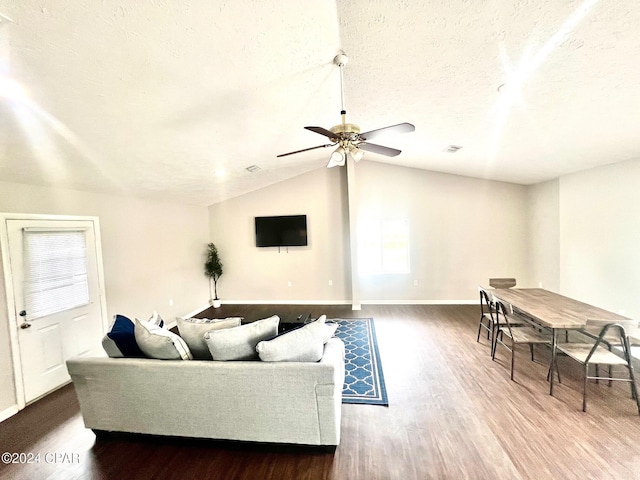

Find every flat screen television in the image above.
[255,215,308,247]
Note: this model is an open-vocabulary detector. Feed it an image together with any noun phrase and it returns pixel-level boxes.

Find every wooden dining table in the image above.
[485,287,630,395]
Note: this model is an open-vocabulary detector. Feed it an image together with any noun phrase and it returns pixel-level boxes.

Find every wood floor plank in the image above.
[1,304,639,480]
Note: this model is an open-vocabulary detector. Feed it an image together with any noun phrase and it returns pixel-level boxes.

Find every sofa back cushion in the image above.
[204,315,279,361]
[177,317,242,360]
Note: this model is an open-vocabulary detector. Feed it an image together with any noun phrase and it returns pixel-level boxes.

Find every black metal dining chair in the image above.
[492,300,555,381]
[555,319,640,414]
[477,286,498,343]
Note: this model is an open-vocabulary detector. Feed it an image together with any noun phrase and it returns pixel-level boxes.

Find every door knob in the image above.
[19,310,31,329]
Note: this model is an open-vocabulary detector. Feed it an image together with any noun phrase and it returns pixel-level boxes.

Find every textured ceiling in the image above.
[1,0,639,206]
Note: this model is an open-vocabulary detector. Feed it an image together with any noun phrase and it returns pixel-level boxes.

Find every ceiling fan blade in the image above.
[276,143,335,158]
[358,142,401,157]
[304,126,337,140]
[359,122,415,141]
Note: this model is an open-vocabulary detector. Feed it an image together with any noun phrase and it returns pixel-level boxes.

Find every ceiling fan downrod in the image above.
[334,54,348,128]
[329,54,360,139]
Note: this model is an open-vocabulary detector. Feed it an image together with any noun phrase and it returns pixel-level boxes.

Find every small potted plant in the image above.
[204,243,223,308]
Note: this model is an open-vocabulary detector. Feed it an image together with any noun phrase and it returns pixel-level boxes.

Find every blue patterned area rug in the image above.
[331,318,389,406]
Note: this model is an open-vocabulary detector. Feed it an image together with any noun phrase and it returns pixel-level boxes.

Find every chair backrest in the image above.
[489,278,516,289]
[493,300,516,336]
[585,318,638,338]
[583,319,640,356]
[478,286,494,317]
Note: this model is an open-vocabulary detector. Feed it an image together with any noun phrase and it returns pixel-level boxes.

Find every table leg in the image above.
[550,328,557,395]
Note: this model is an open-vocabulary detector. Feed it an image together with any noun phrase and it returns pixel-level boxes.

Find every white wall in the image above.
[527,179,560,292]
[0,181,210,414]
[354,162,529,301]
[208,161,530,304]
[208,167,350,303]
[557,158,640,317]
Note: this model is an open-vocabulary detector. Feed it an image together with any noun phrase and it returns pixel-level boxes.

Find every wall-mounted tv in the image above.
[255,215,308,247]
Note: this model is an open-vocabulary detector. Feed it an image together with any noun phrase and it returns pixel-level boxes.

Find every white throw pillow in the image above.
[134,318,193,360]
[177,317,242,360]
[256,316,326,362]
[148,310,165,327]
[204,315,279,361]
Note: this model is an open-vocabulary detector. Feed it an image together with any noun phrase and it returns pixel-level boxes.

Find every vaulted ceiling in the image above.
[1,1,639,206]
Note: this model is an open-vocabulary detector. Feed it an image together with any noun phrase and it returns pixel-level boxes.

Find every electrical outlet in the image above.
[169,298,174,306]
[287,281,292,287]
[413,279,419,286]
[328,280,333,286]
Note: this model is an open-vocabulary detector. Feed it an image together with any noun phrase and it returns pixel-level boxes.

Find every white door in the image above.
[6,219,105,403]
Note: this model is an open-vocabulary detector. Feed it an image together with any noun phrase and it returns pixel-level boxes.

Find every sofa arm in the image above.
[316,337,345,445]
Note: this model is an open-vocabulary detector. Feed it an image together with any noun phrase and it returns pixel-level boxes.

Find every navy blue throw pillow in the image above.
[106,314,144,357]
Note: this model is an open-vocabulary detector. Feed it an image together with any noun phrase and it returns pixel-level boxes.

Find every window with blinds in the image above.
[23,229,90,320]
[358,219,411,275]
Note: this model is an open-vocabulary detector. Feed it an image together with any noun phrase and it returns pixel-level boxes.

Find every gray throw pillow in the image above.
[256,316,326,362]
[204,315,279,361]
[177,317,242,360]
[134,318,193,360]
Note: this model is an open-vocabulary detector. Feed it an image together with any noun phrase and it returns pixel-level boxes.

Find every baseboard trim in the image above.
[219,300,354,305]
[213,299,476,306]
[0,405,19,423]
[361,300,477,305]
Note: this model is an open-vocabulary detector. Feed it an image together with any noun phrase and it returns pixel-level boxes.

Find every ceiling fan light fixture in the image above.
[328,146,346,168]
[349,145,364,162]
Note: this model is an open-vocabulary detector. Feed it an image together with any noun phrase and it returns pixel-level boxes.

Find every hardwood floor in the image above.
[2,304,640,480]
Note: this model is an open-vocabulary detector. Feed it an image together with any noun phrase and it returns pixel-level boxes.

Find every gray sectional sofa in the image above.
[66,338,345,447]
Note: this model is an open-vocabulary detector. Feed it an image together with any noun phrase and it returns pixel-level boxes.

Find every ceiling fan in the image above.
[277,54,415,168]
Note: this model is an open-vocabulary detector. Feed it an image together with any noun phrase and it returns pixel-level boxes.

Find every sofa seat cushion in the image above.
[177,317,243,360]
[134,318,193,360]
[256,316,328,362]
[204,315,279,361]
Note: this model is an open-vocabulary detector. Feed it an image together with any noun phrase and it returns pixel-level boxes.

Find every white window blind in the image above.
[23,229,90,320]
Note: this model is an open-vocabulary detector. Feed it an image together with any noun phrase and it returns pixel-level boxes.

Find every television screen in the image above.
[255,215,308,247]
